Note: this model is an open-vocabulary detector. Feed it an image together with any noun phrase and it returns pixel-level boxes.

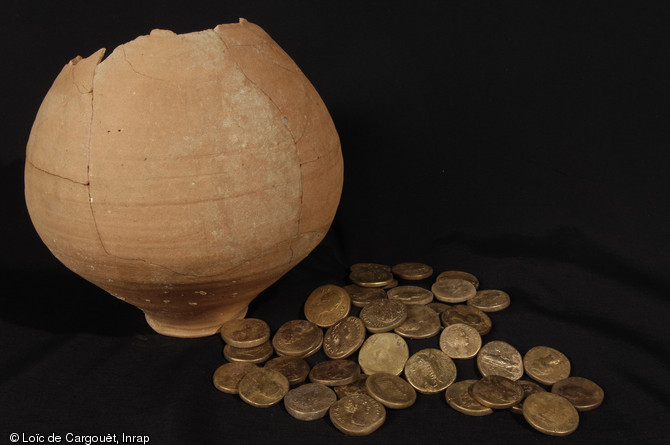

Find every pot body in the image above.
[24,20,343,337]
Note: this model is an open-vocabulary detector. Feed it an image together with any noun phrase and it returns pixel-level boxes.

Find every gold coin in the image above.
[223,340,274,364]
[219,318,271,348]
[237,368,290,408]
[436,270,479,288]
[329,394,386,436]
[509,379,546,414]
[359,299,407,333]
[432,278,476,303]
[467,289,511,312]
[470,375,525,409]
[284,383,337,421]
[445,380,493,416]
[323,316,366,359]
[334,375,369,399]
[349,266,394,288]
[439,323,482,359]
[523,345,571,385]
[309,359,361,386]
[272,319,323,358]
[350,263,391,272]
[212,362,258,394]
[523,392,579,436]
[441,304,492,336]
[391,262,433,280]
[477,340,524,380]
[386,285,433,305]
[551,376,604,411]
[393,304,441,339]
[427,302,450,314]
[264,356,310,385]
[403,348,457,394]
[358,332,409,376]
[365,372,417,409]
[304,284,351,328]
[343,284,386,307]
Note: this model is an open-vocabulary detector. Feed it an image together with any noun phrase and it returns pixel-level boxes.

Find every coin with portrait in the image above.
[551,376,604,411]
[304,284,351,328]
[323,316,366,359]
[329,394,386,436]
[523,345,571,385]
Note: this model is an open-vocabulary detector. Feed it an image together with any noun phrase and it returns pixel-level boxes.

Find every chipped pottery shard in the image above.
[24,19,343,338]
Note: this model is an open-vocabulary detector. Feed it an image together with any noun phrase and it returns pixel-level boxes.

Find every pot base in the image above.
[144,305,249,338]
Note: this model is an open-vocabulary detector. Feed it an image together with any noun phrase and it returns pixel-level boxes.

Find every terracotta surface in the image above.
[24,19,343,337]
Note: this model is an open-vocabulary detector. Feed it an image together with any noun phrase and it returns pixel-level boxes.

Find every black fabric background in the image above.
[2,1,669,443]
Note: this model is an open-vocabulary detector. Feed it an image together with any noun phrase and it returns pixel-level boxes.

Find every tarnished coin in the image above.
[349,266,394,288]
[523,346,571,385]
[427,302,450,314]
[436,270,479,289]
[477,340,524,380]
[343,284,386,307]
[523,392,579,436]
[309,359,361,386]
[334,375,369,399]
[264,356,310,385]
[304,284,351,328]
[212,362,258,394]
[470,375,525,409]
[439,323,482,359]
[358,332,409,376]
[509,380,546,414]
[237,368,290,408]
[365,372,417,409]
[359,299,407,333]
[432,278,476,303]
[223,340,274,364]
[551,376,604,411]
[445,380,493,416]
[441,304,492,336]
[284,383,337,421]
[467,289,511,312]
[323,316,366,359]
[329,394,386,436]
[350,263,391,272]
[386,285,433,305]
[393,304,442,339]
[272,319,323,358]
[404,348,457,394]
[391,262,433,280]
[219,318,271,348]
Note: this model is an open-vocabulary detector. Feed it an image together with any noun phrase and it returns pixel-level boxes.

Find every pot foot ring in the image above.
[144,305,249,338]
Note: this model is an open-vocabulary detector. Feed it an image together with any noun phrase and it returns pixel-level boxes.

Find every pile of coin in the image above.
[212,262,604,437]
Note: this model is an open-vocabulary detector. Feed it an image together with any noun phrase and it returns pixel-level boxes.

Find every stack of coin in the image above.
[219,318,273,365]
[209,263,603,438]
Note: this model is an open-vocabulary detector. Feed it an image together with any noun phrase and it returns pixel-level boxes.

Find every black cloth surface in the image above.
[2,1,669,444]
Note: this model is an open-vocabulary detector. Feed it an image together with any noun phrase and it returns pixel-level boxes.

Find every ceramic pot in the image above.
[24,19,343,337]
